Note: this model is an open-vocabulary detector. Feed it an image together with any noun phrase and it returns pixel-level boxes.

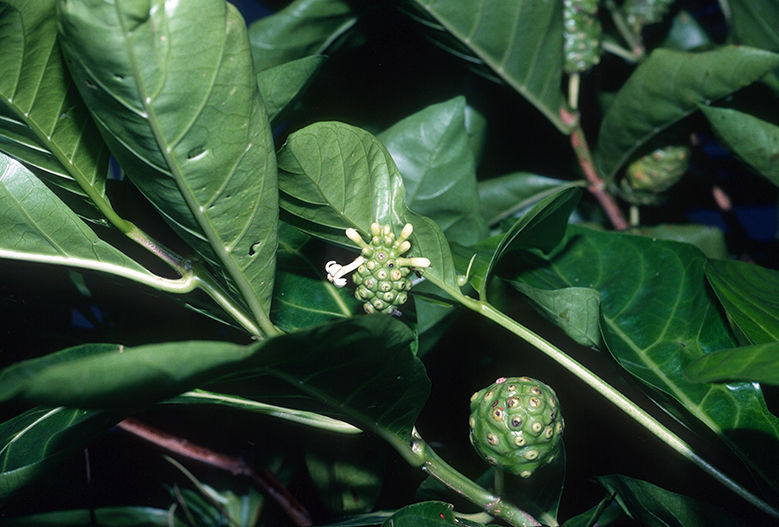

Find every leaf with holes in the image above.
[0,0,110,222]
[58,0,278,331]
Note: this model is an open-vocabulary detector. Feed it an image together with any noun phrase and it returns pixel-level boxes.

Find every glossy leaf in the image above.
[0,406,120,497]
[597,46,779,181]
[510,226,779,491]
[0,317,428,458]
[700,105,779,186]
[479,172,580,226]
[382,501,459,527]
[561,494,622,527]
[272,271,360,331]
[598,474,748,527]
[257,55,326,122]
[0,0,109,218]
[632,224,727,259]
[378,96,487,246]
[509,283,602,347]
[248,0,357,72]
[685,342,779,386]
[0,153,185,291]
[407,0,567,132]
[278,121,459,288]
[58,0,278,323]
[704,259,779,343]
[464,188,580,299]
[164,389,362,434]
[1,507,187,527]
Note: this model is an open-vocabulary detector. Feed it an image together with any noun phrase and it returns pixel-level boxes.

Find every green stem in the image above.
[411,429,540,527]
[604,0,644,57]
[425,275,779,519]
[602,41,640,63]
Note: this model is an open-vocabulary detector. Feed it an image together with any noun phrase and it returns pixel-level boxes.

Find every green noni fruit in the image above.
[469,377,564,478]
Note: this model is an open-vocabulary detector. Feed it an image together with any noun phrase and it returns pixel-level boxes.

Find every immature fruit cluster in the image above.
[325,223,430,315]
[621,145,690,204]
[623,0,674,29]
[563,0,602,73]
[469,377,564,478]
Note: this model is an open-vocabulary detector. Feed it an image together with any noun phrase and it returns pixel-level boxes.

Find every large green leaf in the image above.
[632,224,727,259]
[0,153,186,291]
[510,226,779,491]
[382,502,459,527]
[378,96,487,246]
[58,0,278,327]
[685,342,779,386]
[0,406,120,497]
[700,105,779,187]
[597,46,779,181]
[705,259,779,344]
[406,0,567,132]
[479,172,580,226]
[256,55,326,122]
[277,121,459,288]
[2,507,187,527]
[458,188,580,299]
[0,0,109,220]
[598,474,748,527]
[0,317,429,459]
[248,0,357,72]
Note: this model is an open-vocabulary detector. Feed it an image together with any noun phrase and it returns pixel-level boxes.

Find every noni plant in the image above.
[0,1,778,527]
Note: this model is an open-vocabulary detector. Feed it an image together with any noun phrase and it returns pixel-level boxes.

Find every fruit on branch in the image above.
[623,0,675,30]
[469,377,564,478]
[564,0,603,73]
[620,145,690,204]
[325,223,430,315]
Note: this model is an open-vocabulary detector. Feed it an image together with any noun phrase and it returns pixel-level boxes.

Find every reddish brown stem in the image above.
[117,418,312,527]
[561,108,629,230]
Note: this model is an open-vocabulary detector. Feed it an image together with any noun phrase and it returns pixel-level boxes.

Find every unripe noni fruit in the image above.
[469,377,564,478]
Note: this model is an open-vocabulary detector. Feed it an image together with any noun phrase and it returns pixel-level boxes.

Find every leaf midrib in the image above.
[113,1,268,329]
[416,0,566,132]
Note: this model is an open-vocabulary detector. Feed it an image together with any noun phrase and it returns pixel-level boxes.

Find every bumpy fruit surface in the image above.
[563,0,602,73]
[352,223,417,315]
[621,145,690,204]
[469,377,564,478]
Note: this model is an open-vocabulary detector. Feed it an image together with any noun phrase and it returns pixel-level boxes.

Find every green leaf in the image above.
[728,0,779,91]
[699,105,779,186]
[0,406,120,498]
[0,153,188,292]
[705,259,779,344]
[684,342,779,386]
[272,271,360,331]
[597,46,779,181]
[248,0,357,72]
[58,0,278,327]
[278,121,459,288]
[406,0,568,133]
[0,0,110,220]
[164,389,362,434]
[463,188,580,299]
[632,224,727,259]
[0,317,429,460]
[305,437,384,514]
[378,96,487,246]
[381,501,459,527]
[257,55,327,122]
[561,494,622,527]
[598,474,748,527]
[1,507,187,527]
[509,283,602,347]
[510,226,779,492]
[479,172,580,226]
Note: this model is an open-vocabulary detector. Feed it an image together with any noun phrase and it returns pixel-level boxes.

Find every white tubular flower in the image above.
[325,256,365,287]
